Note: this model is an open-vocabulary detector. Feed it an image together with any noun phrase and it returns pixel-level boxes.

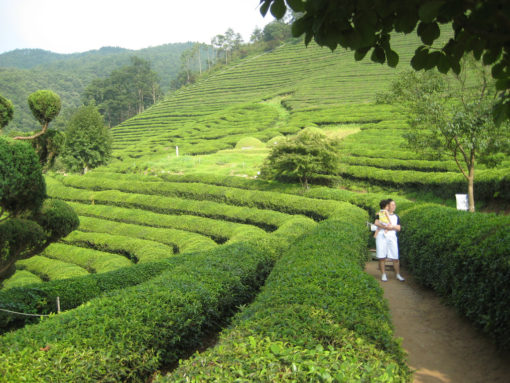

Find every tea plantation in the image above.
[1,28,509,382]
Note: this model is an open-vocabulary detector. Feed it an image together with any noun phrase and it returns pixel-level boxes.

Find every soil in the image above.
[365,260,510,383]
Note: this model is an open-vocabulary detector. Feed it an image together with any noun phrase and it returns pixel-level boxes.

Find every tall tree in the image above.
[259,0,510,123]
[381,61,510,211]
[0,95,14,129]
[62,104,112,174]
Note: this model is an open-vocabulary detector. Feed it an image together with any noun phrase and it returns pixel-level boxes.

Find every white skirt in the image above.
[375,232,399,260]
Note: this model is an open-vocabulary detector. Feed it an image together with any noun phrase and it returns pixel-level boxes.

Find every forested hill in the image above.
[0,43,194,132]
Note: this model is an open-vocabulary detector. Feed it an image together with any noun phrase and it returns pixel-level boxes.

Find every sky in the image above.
[0,0,275,54]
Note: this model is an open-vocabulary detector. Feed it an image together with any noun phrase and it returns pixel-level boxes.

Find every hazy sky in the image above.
[0,0,274,54]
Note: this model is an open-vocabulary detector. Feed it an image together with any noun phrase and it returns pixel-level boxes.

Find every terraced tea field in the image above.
[2,26,510,382]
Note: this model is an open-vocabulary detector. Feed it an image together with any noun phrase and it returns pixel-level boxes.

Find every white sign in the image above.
[455,194,468,211]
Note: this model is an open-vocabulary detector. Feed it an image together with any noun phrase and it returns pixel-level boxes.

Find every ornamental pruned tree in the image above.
[0,137,79,281]
[13,90,61,140]
[379,59,510,212]
[62,103,112,174]
[259,0,510,124]
[0,95,14,129]
[261,127,340,189]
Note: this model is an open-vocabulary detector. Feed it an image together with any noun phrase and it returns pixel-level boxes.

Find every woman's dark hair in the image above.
[379,199,390,209]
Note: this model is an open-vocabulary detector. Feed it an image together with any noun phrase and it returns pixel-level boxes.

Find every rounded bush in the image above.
[0,137,46,216]
[27,90,61,126]
[234,137,266,149]
[35,199,79,241]
[0,95,14,129]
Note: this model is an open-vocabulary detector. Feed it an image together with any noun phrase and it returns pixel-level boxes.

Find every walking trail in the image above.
[365,260,510,383]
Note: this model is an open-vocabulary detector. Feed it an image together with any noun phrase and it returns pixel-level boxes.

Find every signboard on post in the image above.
[455,194,468,211]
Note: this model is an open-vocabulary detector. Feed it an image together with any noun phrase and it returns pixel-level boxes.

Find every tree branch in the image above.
[453,145,469,180]
[12,122,48,141]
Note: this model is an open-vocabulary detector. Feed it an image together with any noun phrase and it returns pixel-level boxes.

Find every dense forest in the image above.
[0,21,292,132]
[0,44,195,131]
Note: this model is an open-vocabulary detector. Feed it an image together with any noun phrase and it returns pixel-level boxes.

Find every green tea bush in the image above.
[63,230,174,263]
[0,259,175,334]
[399,205,510,349]
[41,243,133,274]
[0,240,280,382]
[161,203,410,382]
[47,177,292,230]
[78,216,217,254]
[65,201,265,243]
[16,255,88,281]
[338,164,510,201]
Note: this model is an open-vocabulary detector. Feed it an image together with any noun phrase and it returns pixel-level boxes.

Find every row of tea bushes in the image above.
[16,256,88,282]
[62,230,174,263]
[0,229,312,382]
[46,177,293,230]
[399,205,510,350]
[0,260,175,334]
[57,174,342,221]
[1,270,42,290]
[338,164,510,201]
[65,201,265,244]
[159,203,411,382]
[41,243,132,274]
[0,213,315,336]
[78,216,217,254]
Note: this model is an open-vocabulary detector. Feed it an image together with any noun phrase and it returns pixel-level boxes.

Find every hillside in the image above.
[0,43,194,131]
[1,27,510,382]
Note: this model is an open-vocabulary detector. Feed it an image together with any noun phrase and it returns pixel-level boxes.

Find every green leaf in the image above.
[492,62,506,79]
[386,49,399,68]
[411,47,429,70]
[270,343,281,355]
[482,48,502,66]
[259,0,270,16]
[287,0,305,12]
[495,79,510,91]
[291,16,312,37]
[270,0,286,19]
[450,58,461,75]
[354,47,371,61]
[418,1,445,23]
[370,46,386,64]
[437,53,450,73]
[417,22,440,45]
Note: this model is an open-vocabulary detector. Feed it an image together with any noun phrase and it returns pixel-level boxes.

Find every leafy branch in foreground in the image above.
[259,0,510,124]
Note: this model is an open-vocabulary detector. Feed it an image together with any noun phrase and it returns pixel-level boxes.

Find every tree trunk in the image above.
[468,165,475,212]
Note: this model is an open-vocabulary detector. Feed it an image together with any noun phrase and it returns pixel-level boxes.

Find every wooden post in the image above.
[56,297,61,313]
[176,146,179,157]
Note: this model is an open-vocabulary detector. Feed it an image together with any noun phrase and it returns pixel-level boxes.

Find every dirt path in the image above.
[365,260,510,383]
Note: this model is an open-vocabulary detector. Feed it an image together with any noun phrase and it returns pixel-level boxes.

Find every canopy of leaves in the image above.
[0,137,46,218]
[261,127,340,188]
[259,0,510,123]
[0,95,14,129]
[27,90,61,127]
[62,104,112,173]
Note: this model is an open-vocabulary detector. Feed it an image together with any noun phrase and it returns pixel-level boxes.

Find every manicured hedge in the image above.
[399,205,510,350]
[0,260,175,334]
[65,201,266,243]
[338,164,510,201]
[42,243,133,274]
[78,216,217,254]
[46,177,293,230]
[63,230,174,263]
[0,239,282,382]
[56,174,341,221]
[16,256,88,282]
[160,203,410,382]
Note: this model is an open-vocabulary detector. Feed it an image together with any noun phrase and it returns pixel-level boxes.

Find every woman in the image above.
[375,199,405,282]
